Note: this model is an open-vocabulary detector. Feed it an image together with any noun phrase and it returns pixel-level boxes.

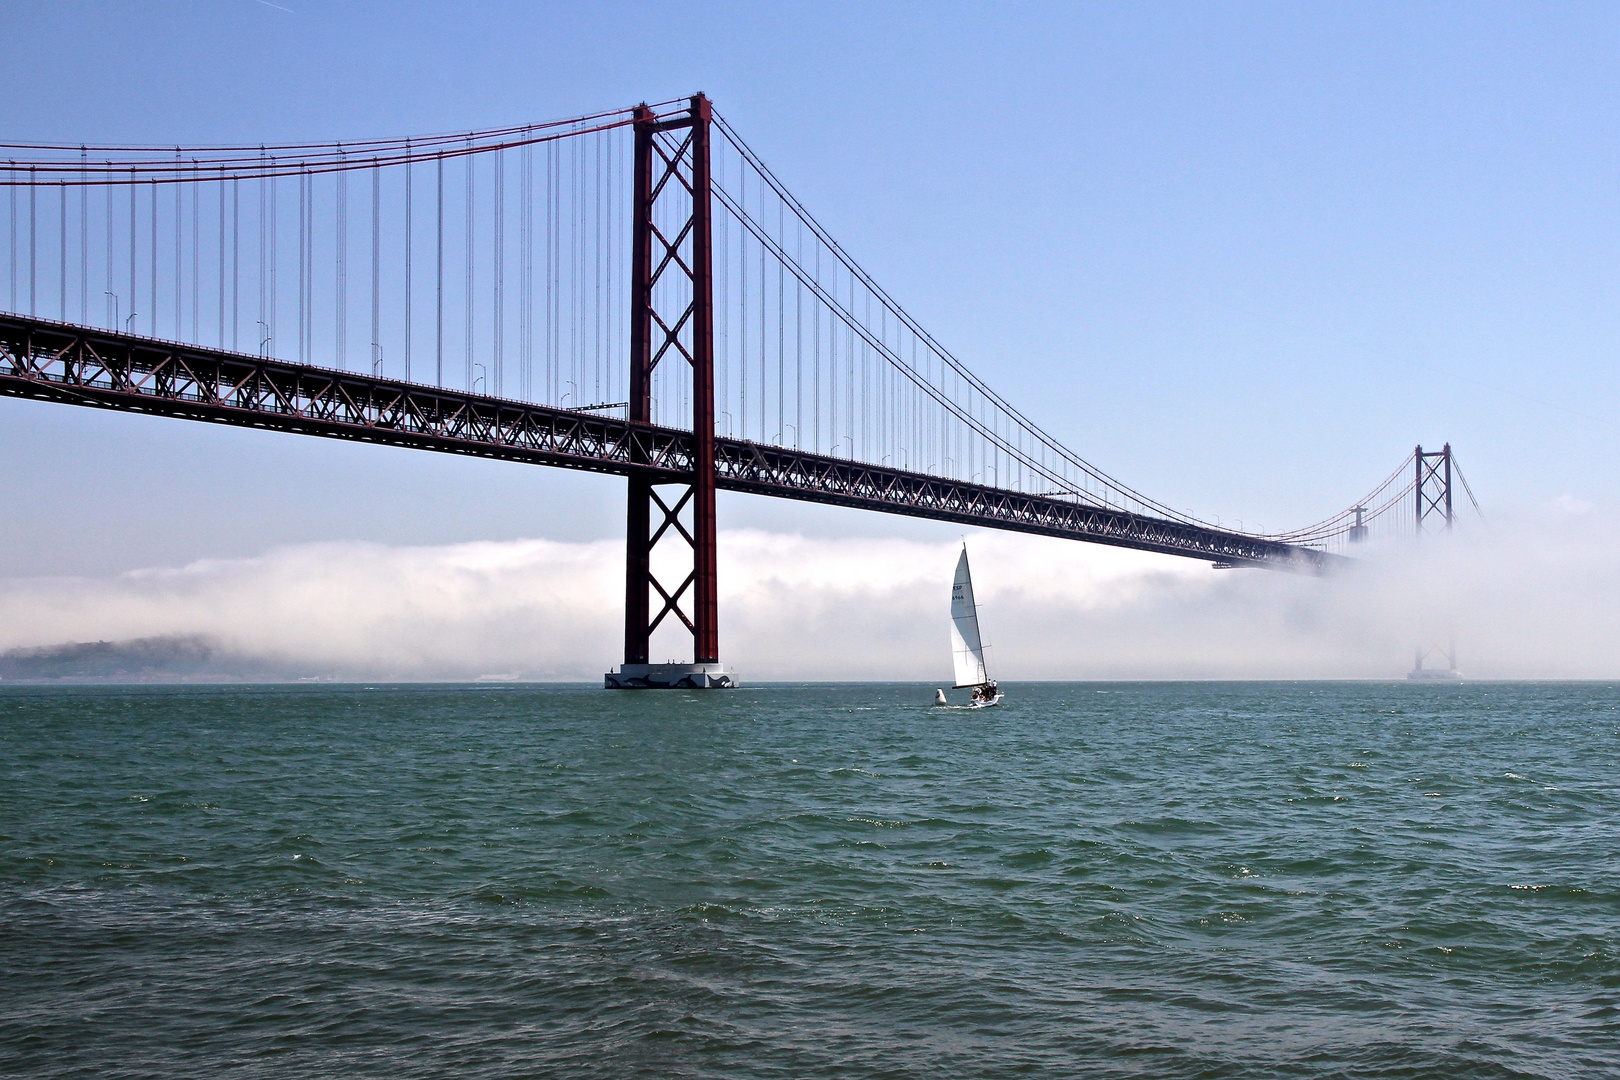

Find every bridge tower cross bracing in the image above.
[609,94,731,689]
[1414,443,1454,534]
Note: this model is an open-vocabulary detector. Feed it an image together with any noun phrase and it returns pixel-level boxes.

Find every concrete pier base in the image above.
[603,663,737,689]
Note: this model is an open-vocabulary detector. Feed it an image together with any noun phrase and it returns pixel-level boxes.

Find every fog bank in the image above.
[0,511,1614,680]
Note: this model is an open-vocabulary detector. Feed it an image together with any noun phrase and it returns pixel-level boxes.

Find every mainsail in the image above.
[950,547,989,688]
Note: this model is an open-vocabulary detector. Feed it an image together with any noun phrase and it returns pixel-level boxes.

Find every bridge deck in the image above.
[0,313,1335,571]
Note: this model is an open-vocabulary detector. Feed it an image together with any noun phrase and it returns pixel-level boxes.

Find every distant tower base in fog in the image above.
[1407,643,1462,681]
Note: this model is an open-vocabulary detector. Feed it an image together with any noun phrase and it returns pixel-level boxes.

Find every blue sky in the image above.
[2,1,1617,577]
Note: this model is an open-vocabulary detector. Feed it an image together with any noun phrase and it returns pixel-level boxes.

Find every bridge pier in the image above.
[605,94,733,690]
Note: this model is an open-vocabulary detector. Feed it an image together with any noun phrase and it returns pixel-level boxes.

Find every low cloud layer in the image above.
[0,511,1615,680]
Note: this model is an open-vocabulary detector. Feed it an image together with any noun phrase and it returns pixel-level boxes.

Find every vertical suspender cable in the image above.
[594,129,602,403]
[897,322,904,466]
[105,173,113,327]
[517,138,526,399]
[914,338,921,471]
[464,138,474,390]
[149,180,156,336]
[174,152,182,338]
[859,282,866,461]
[82,151,90,324]
[297,168,304,361]
[604,130,612,404]
[8,163,15,313]
[404,141,412,383]
[493,147,503,394]
[336,155,346,368]
[556,136,562,404]
[371,160,380,374]
[191,163,199,344]
[568,135,576,406]
[217,168,225,347]
[58,182,66,321]
[544,130,549,402]
[614,128,620,406]
[302,167,310,363]
[795,217,801,448]
[828,262,836,453]
[297,167,306,363]
[589,129,596,404]
[848,271,856,458]
[718,151,728,433]
[907,333,920,469]
[776,196,783,442]
[307,167,315,364]
[584,130,590,408]
[269,166,277,356]
[758,185,766,442]
[950,364,958,478]
[739,166,748,438]
[258,150,267,351]
[28,166,36,316]
[883,305,890,464]
[583,131,590,406]
[531,131,540,400]
[588,131,596,402]
[897,310,908,463]
[613,129,620,404]
[544,140,553,402]
[232,176,239,350]
[520,136,531,401]
[570,135,576,404]
[126,170,134,329]
[549,139,558,404]
[436,153,444,386]
[882,309,889,464]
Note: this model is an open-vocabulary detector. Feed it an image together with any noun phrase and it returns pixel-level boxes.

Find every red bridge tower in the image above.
[604,95,733,689]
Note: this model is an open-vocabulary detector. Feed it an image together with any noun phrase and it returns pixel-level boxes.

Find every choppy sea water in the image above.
[2,682,1618,1078]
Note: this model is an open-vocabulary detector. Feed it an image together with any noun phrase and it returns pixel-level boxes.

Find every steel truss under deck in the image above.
[0,310,1337,573]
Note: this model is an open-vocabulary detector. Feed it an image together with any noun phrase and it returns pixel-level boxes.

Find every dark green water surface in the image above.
[3,682,1618,1078]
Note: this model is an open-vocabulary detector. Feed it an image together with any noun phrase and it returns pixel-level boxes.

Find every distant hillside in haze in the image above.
[0,635,313,682]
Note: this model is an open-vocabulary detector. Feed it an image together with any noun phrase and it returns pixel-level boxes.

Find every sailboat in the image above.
[947,545,1003,707]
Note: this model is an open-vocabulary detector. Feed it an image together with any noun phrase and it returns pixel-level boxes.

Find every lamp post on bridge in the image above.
[604,93,733,690]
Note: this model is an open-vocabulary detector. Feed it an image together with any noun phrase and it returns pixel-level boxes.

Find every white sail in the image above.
[950,547,989,688]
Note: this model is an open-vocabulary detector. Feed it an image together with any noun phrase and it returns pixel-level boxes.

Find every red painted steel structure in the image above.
[0,87,1380,671]
[625,96,719,667]
[1415,444,1454,532]
[0,309,1341,570]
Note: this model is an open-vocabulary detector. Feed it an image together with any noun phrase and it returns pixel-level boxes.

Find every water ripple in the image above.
[2,681,1618,1077]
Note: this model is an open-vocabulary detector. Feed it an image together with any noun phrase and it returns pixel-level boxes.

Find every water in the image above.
[3,682,1618,1078]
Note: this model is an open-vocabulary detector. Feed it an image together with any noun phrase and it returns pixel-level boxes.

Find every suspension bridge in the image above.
[0,95,1477,687]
